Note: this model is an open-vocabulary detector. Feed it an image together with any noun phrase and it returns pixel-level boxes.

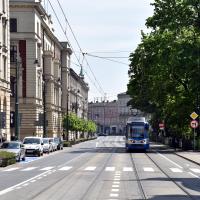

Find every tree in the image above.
[127,0,200,139]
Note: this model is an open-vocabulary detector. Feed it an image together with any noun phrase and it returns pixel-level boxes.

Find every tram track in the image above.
[145,152,196,200]
[29,146,117,200]
[129,153,147,200]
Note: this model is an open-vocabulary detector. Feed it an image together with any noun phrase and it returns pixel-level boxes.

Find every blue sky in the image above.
[43,0,154,101]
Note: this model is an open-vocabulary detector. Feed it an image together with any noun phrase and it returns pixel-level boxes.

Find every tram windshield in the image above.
[128,126,145,138]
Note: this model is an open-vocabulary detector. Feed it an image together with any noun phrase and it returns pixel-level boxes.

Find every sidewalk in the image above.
[175,151,200,166]
[151,142,200,166]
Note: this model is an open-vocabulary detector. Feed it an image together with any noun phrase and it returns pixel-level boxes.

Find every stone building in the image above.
[68,68,89,139]
[88,92,140,135]
[9,0,69,139]
[0,0,10,141]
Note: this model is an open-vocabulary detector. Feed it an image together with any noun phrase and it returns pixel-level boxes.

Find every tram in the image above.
[125,116,149,151]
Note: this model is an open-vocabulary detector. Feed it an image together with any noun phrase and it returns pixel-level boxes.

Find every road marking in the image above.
[84,166,96,171]
[190,168,200,173]
[58,166,72,171]
[157,152,183,169]
[0,170,50,196]
[105,167,115,171]
[189,172,200,179]
[143,167,154,172]
[21,167,37,171]
[112,185,119,188]
[22,183,29,187]
[40,167,54,171]
[30,180,36,183]
[123,167,133,172]
[170,168,183,173]
[110,193,119,197]
[4,167,19,172]
[113,181,120,184]
[112,189,119,192]
[114,178,120,181]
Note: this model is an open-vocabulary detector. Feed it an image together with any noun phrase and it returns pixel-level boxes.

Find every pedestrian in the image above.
[174,137,178,151]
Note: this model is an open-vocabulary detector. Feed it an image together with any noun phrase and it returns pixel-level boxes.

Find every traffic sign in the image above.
[190,120,198,129]
[190,112,198,120]
[159,123,165,130]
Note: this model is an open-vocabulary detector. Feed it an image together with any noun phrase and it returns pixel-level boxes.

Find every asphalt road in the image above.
[0,136,200,200]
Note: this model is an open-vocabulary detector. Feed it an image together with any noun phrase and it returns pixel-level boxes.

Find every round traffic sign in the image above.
[190,120,199,129]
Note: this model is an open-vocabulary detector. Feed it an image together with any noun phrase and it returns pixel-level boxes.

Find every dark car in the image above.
[0,141,26,162]
[54,137,63,150]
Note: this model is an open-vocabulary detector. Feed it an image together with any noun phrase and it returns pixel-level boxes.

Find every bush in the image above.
[63,141,72,147]
[0,151,16,167]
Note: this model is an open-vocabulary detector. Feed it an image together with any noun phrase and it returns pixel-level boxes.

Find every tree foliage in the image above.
[63,113,97,133]
[127,0,200,137]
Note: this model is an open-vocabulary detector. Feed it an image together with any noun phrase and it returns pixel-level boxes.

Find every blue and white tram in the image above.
[125,117,149,151]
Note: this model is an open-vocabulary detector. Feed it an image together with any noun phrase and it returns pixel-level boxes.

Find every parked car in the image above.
[0,141,26,162]
[49,138,57,151]
[23,137,43,157]
[54,137,63,150]
[43,138,53,153]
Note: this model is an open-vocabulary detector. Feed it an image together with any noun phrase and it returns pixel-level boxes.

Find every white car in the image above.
[43,138,53,153]
[49,138,57,151]
[23,137,44,157]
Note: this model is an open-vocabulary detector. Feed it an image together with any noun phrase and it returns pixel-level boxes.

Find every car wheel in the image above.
[22,156,25,161]
[38,152,41,157]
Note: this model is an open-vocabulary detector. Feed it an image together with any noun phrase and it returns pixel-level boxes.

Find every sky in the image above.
[42,0,154,101]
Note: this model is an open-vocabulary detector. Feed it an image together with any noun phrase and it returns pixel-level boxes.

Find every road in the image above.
[0,136,200,200]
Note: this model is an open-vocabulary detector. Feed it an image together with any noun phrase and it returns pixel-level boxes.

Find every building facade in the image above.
[88,93,140,135]
[9,0,70,139]
[69,68,89,139]
[0,0,10,141]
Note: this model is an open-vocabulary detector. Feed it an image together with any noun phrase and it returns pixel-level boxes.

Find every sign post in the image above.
[190,120,198,151]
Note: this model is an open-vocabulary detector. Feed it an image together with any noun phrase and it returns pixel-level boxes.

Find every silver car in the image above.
[0,141,26,162]
[43,138,53,153]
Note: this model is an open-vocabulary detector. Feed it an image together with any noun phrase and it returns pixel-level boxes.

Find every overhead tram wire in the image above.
[56,0,105,95]
[85,53,129,66]
[71,61,104,95]
[47,0,105,96]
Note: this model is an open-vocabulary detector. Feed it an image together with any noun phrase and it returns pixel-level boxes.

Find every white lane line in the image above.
[143,167,154,172]
[112,185,119,188]
[4,168,19,172]
[112,189,119,192]
[110,193,119,197]
[21,167,37,171]
[113,181,120,184]
[114,178,120,181]
[40,167,54,171]
[189,172,200,179]
[157,152,183,169]
[123,167,133,172]
[30,180,36,183]
[105,167,115,171]
[37,177,42,180]
[84,166,96,171]
[58,166,72,171]
[0,170,50,196]
[22,183,29,187]
[15,187,22,190]
[170,168,183,173]
[190,168,200,173]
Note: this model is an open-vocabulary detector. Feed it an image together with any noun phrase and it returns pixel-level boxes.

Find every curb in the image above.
[175,152,200,166]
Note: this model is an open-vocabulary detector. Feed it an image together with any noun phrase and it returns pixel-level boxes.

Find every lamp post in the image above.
[15,56,21,140]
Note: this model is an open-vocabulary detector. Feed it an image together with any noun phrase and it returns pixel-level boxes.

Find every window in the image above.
[3,56,6,80]
[10,45,17,63]
[10,18,17,32]
[2,22,6,46]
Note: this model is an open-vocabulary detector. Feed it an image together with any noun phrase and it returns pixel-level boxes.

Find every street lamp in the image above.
[15,55,21,140]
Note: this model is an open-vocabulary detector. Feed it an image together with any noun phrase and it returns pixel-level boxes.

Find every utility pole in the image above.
[15,57,20,140]
[43,75,47,138]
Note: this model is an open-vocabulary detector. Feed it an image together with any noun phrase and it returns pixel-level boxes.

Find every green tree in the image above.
[127,0,200,139]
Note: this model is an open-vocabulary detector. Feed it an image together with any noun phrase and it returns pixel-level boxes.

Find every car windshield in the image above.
[43,139,49,144]
[1,142,20,149]
[54,138,59,143]
[23,138,40,144]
